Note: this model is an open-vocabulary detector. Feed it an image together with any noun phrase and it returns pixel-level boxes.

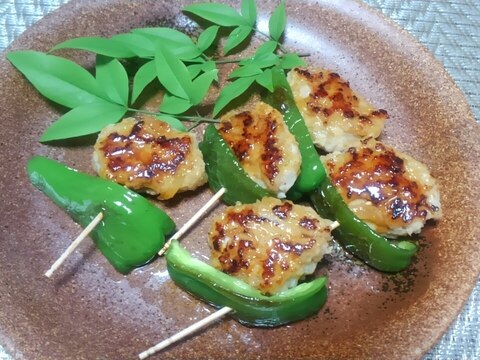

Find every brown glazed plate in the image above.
[0,0,479,359]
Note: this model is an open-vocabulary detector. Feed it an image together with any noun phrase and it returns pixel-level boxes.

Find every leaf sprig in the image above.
[7,0,308,142]
[183,0,306,116]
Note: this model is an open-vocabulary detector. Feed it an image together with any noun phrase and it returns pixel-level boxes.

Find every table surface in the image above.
[0,1,478,359]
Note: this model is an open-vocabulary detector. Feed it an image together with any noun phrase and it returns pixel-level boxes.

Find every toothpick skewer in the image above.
[158,187,226,256]
[44,187,225,278]
[138,306,232,360]
[139,220,340,359]
[45,212,104,278]
[330,220,340,231]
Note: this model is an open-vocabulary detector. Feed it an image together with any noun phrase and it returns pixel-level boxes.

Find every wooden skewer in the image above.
[158,187,226,256]
[138,306,232,360]
[139,220,340,359]
[330,220,340,231]
[44,187,226,278]
[45,212,104,278]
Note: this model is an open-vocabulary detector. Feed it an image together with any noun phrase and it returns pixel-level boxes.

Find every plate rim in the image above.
[0,0,479,359]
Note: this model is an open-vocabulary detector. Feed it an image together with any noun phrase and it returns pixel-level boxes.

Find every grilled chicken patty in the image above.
[218,102,301,198]
[93,117,207,200]
[322,138,442,237]
[208,197,333,295]
[287,68,388,152]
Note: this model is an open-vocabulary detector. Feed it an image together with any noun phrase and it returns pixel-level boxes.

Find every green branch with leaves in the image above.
[7,0,307,142]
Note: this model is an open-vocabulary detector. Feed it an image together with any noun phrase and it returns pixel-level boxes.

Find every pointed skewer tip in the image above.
[44,212,104,278]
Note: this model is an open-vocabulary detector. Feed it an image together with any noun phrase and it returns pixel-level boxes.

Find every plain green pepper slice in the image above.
[265,67,326,198]
[310,177,417,272]
[199,124,274,205]
[166,240,328,327]
[27,156,176,274]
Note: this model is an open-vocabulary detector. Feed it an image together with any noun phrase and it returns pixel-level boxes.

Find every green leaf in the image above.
[241,0,257,27]
[213,77,255,116]
[156,115,187,132]
[131,60,156,104]
[228,64,262,79]
[7,50,104,108]
[132,27,201,60]
[239,42,280,68]
[188,63,205,79]
[185,57,206,64]
[197,25,220,52]
[223,25,252,55]
[241,52,280,68]
[111,33,156,58]
[255,40,278,56]
[132,27,194,46]
[201,60,217,72]
[183,3,248,27]
[280,53,306,69]
[269,1,287,42]
[190,69,218,105]
[51,37,136,58]
[96,55,129,106]
[159,94,192,115]
[40,101,127,142]
[255,68,274,92]
[188,60,216,79]
[155,45,193,100]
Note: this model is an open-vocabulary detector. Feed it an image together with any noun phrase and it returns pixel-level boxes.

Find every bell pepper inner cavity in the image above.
[166,240,328,327]
[199,124,274,205]
[310,177,417,272]
[27,156,175,274]
[265,67,326,197]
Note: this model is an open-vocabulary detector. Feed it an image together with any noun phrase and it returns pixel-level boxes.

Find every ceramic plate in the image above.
[0,0,479,359]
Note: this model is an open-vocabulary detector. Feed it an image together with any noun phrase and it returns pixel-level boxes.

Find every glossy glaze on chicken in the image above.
[287,68,388,152]
[322,138,442,237]
[218,102,301,198]
[208,197,333,295]
[93,117,207,200]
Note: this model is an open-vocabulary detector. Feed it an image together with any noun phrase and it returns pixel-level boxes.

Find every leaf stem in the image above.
[187,121,202,131]
[127,108,220,124]
[214,58,246,65]
[213,52,310,65]
[176,115,220,124]
[127,108,161,116]
[254,29,289,54]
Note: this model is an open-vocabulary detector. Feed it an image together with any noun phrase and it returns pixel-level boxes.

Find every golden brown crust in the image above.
[93,117,206,199]
[323,139,441,235]
[288,68,388,152]
[100,121,192,177]
[294,68,388,122]
[219,109,282,182]
[208,197,332,295]
[218,102,300,197]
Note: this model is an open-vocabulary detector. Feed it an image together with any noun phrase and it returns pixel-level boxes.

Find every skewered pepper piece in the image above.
[199,124,274,205]
[27,156,175,274]
[265,67,326,198]
[166,240,328,327]
[310,177,417,272]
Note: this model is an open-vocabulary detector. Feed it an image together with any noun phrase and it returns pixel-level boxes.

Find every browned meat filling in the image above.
[208,197,333,295]
[93,117,206,200]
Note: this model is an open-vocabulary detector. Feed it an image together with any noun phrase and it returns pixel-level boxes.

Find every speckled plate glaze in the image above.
[0,0,479,359]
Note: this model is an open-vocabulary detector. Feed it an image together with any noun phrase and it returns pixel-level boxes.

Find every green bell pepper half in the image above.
[27,156,175,274]
[199,124,274,205]
[166,240,328,327]
[310,177,417,272]
[265,67,326,198]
